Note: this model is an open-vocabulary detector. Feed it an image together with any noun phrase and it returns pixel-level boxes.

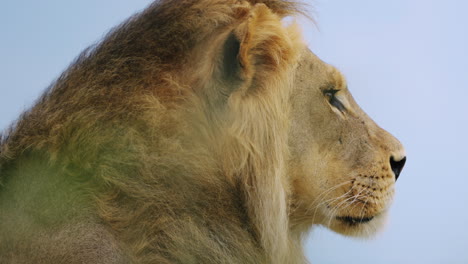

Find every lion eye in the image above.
[323,89,346,112]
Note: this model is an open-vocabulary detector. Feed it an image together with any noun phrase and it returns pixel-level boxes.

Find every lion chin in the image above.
[331,213,388,237]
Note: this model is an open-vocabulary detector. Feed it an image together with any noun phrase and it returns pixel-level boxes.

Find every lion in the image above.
[0,0,406,263]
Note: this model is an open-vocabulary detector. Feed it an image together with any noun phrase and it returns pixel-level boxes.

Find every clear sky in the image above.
[1,1,467,263]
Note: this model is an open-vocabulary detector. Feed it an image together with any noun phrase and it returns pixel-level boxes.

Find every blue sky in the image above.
[1,1,467,263]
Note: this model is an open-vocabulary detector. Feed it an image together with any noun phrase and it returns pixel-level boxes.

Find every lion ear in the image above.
[219,4,301,96]
[220,32,243,84]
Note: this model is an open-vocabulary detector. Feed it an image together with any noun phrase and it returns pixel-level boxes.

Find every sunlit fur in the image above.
[0,0,405,263]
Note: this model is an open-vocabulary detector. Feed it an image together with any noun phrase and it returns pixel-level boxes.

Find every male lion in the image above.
[0,0,406,263]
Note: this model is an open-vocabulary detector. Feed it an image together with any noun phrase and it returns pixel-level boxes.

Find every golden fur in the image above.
[0,0,405,263]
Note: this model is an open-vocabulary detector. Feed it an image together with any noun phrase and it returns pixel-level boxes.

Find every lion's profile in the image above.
[0,0,406,263]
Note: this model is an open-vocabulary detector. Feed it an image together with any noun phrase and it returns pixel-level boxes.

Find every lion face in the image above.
[288,50,406,236]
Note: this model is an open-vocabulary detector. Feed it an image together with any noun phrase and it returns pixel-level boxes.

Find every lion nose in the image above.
[390,156,406,181]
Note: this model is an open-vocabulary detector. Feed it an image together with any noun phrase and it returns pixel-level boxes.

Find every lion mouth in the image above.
[336,216,374,225]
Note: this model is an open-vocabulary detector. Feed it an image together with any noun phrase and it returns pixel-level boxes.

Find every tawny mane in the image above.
[0,1,308,263]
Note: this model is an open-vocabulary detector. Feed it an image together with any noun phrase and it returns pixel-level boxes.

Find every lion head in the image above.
[287,51,406,236]
[185,1,406,259]
[191,1,406,239]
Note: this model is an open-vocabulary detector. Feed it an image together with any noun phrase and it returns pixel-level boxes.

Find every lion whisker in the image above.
[307,181,354,224]
[312,186,357,226]
[325,188,368,227]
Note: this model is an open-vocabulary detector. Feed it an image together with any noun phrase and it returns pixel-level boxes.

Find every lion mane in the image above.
[0,0,312,263]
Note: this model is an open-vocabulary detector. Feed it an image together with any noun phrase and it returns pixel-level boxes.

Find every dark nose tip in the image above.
[390,156,406,181]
